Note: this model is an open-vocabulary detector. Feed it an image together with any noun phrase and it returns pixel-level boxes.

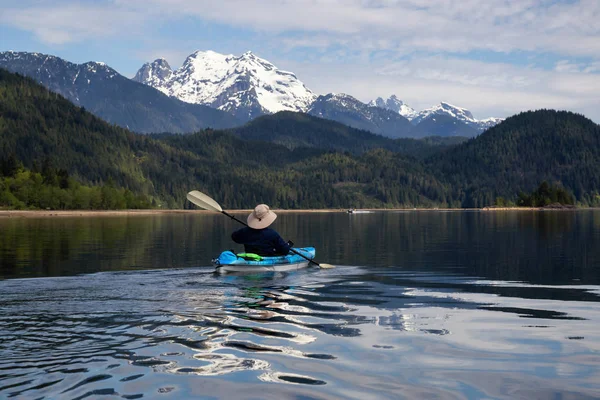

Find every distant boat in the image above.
[347,209,373,214]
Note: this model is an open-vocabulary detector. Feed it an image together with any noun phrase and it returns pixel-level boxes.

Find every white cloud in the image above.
[0,3,145,45]
[1,0,599,121]
[375,58,538,88]
[122,0,600,57]
[3,0,600,57]
[555,60,584,74]
[555,60,600,74]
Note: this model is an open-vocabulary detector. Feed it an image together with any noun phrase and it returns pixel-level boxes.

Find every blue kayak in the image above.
[212,247,316,273]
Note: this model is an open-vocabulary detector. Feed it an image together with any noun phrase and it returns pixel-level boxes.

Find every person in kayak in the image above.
[231,204,292,256]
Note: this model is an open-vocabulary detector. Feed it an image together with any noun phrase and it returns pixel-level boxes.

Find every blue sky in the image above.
[1,0,599,121]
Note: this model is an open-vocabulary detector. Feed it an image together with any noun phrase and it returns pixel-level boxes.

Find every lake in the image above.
[1,211,600,399]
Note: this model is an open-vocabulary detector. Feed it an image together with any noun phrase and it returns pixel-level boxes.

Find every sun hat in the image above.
[247,204,277,229]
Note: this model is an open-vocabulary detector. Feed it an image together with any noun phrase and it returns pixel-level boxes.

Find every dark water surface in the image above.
[1,211,599,399]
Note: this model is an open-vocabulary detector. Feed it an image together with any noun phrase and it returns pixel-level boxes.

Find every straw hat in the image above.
[247,204,277,229]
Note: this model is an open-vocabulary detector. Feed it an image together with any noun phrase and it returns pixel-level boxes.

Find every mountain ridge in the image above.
[306,93,415,139]
[133,49,503,136]
[1,68,598,209]
[0,51,241,133]
[133,50,316,121]
[427,109,600,206]
[372,96,504,135]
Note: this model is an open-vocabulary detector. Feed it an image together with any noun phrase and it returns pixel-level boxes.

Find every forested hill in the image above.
[224,111,466,157]
[427,110,600,207]
[0,69,154,195]
[0,69,447,209]
[1,68,599,209]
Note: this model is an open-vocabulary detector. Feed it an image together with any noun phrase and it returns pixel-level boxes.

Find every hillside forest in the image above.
[1,69,598,210]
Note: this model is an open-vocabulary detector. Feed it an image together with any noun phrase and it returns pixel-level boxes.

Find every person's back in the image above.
[231,204,291,256]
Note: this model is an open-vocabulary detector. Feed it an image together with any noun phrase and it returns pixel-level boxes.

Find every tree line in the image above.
[0,155,151,209]
[1,68,599,210]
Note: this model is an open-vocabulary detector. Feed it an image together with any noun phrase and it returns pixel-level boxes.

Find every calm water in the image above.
[1,211,600,399]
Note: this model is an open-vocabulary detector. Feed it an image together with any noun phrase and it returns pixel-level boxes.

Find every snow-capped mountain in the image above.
[308,93,414,138]
[477,117,505,131]
[134,50,316,121]
[1,50,505,138]
[412,102,476,126]
[133,58,173,88]
[133,50,504,136]
[370,97,504,136]
[0,51,239,133]
[413,102,504,133]
[368,95,418,121]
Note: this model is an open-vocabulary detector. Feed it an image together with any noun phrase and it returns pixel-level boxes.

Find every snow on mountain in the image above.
[134,50,316,121]
[308,93,414,138]
[370,98,504,134]
[133,58,173,88]
[411,102,505,132]
[476,117,505,131]
[368,95,418,121]
[0,51,239,133]
[133,50,504,133]
[412,102,476,126]
[311,93,369,115]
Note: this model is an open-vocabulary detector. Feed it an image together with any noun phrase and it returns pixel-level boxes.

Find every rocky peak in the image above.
[133,58,173,87]
[369,95,418,121]
[134,49,316,121]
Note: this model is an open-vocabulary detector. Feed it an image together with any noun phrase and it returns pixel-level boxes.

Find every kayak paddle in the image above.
[186,190,335,269]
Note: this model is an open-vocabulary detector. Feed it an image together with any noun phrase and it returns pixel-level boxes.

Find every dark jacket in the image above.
[231,227,291,256]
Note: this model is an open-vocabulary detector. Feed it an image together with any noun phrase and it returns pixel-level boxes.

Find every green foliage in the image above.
[1,69,599,210]
[0,153,21,177]
[427,110,600,207]
[0,162,151,210]
[222,111,461,157]
[516,181,575,207]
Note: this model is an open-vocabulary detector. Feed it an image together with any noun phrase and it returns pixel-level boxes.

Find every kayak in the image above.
[212,247,316,273]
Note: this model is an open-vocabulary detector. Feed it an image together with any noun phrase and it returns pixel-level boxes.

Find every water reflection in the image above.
[1,212,600,398]
[1,266,600,398]
[1,211,599,284]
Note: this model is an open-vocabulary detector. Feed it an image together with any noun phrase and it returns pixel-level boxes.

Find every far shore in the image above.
[0,206,589,218]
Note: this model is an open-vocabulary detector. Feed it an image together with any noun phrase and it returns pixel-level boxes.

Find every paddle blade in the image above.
[318,263,335,269]
[187,190,223,212]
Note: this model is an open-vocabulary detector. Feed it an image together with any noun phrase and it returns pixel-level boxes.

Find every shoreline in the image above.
[0,206,589,218]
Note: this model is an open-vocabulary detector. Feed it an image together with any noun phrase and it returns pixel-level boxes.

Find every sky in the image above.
[0,0,599,121]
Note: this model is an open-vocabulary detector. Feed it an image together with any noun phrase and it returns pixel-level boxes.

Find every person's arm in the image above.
[272,232,292,255]
[231,228,245,244]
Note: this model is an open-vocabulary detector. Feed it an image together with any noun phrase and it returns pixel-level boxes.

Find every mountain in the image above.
[368,95,418,120]
[412,103,504,136]
[409,113,479,138]
[0,51,240,133]
[370,97,504,137]
[427,109,600,207]
[133,58,173,87]
[220,111,463,157]
[0,68,448,209]
[306,93,414,139]
[4,68,596,210]
[131,50,502,138]
[132,50,481,138]
[134,50,316,122]
[477,117,505,131]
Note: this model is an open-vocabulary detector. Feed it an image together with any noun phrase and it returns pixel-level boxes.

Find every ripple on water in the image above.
[1,267,600,399]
